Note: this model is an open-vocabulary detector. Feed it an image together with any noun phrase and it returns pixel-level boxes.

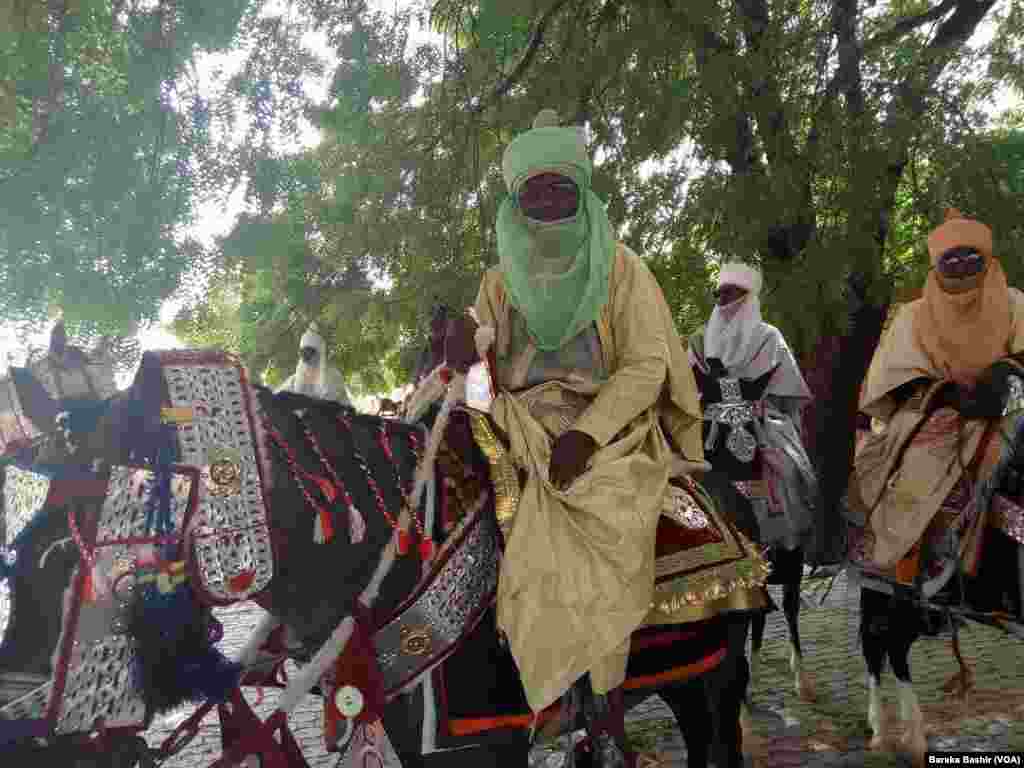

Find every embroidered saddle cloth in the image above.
[0,463,198,738]
[150,350,274,604]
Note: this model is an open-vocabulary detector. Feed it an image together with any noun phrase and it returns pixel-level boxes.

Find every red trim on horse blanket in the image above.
[432,610,729,749]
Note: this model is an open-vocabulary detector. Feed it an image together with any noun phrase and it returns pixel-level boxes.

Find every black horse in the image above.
[691,359,819,705]
[2,352,757,768]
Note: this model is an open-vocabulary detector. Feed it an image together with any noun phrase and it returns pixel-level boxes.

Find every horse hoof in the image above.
[902,731,927,767]
[941,671,975,699]
[796,670,817,702]
[740,703,754,740]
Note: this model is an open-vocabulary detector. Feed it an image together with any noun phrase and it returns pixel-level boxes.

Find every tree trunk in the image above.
[801,286,888,566]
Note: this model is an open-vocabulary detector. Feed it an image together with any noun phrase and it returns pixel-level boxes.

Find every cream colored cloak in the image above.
[472,244,703,712]
[849,288,1024,569]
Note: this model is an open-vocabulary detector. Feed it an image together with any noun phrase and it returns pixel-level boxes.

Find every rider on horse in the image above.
[276,322,352,406]
[689,262,817,548]
[445,109,706,766]
[849,208,1024,591]
[688,262,819,699]
[846,208,1024,759]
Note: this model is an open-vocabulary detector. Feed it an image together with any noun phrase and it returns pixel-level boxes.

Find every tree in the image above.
[174,0,1021,431]
[0,0,325,356]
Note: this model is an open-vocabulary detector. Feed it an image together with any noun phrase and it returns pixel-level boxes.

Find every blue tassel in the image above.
[128,580,241,714]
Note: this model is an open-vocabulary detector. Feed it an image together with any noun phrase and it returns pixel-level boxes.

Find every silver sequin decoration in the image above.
[3,465,52,549]
[663,486,712,529]
[52,634,146,733]
[161,356,272,602]
[97,466,193,544]
[374,508,499,691]
[2,466,196,732]
[720,377,742,403]
[725,424,758,463]
[703,402,757,429]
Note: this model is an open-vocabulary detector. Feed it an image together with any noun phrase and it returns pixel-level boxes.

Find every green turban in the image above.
[497,109,616,352]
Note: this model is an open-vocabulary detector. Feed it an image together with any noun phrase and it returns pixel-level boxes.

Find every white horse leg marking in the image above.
[867,673,884,748]
[897,679,927,762]
[791,642,816,702]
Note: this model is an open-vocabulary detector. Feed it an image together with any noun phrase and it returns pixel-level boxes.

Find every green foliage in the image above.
[17,0,1020,390]
[0,0,256,345]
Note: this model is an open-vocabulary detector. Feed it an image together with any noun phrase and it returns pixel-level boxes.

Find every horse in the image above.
[1,349,764,768]
[846,404,1024,764]
[690,360,819,706]
[402,317,770,767]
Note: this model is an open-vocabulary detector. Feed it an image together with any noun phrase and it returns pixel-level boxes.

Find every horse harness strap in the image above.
[370,490,499,698]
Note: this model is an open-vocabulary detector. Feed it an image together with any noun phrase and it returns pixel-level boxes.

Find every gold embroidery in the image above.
[468,412,520,538]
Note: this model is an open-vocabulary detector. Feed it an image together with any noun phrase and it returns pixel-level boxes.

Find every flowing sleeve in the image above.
[859,301,939,421]
[573,253,669,447]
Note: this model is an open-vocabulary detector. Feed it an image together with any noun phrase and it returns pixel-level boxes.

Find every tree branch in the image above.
[471,0,572,114]
[862,0,960,53]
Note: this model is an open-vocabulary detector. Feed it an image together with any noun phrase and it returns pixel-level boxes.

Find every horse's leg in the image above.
[781,546,815,701]
[747,599,766,705]
[659,678,711,768]
[702,613,750,768]
[860,587,889,749]
[887,600,926,764]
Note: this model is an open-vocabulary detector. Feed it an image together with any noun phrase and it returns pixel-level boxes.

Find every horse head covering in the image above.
[704,261,766,372]
[497,109,616,351]
[914,208,1011,384]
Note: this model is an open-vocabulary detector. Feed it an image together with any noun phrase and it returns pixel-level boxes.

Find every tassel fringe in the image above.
[314,505,334,544]
[348,505,366,544]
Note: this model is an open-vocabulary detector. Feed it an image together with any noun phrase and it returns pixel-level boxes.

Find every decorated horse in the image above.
[844,211,1024,765]
[688,349,820,707]
[0,342,770,768]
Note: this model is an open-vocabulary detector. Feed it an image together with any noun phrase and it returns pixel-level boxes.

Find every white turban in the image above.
[277,322,351,406]
[705,262,765,372]
[717,262,763,295]
[699,262,811,401]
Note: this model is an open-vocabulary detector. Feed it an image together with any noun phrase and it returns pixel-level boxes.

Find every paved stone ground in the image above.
[2,567,1017,767]
[530,570,1023,767]
[137,569,1022,768]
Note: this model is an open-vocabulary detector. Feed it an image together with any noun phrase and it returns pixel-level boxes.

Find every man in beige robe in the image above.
[445,110,704,765]
[849,208,1024,579]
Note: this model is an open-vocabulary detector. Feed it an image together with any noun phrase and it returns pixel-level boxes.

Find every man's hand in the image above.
[549,430,597,490]
[445,314,480,374]
[960,362,1015,420]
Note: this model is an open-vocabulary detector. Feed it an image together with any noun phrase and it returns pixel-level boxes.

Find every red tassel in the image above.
[314,505,335,544]
[80,567,95,603]
[312,474,337,503]
[419,538,434,561]
[396,529,410,555]
[439,367,453,384]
